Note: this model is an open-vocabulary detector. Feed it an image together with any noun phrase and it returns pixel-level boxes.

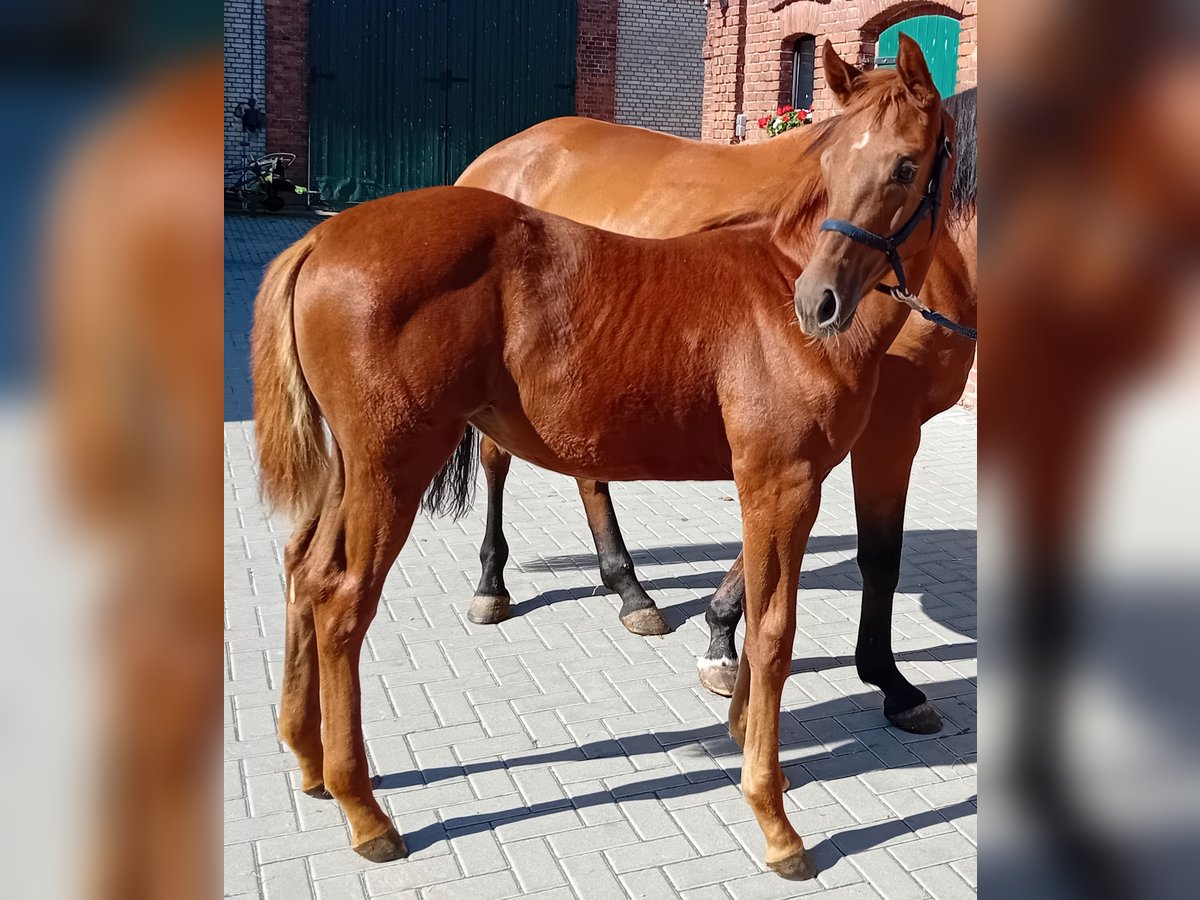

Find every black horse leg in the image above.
[697,554,745,696]
[851,438,943,734]
[577,480,669,635]
[468,437,513,624]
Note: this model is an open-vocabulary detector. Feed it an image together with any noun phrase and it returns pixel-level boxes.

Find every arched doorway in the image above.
[876,15,960,99]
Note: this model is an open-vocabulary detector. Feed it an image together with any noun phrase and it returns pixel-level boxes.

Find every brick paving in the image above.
[225,214,977,899]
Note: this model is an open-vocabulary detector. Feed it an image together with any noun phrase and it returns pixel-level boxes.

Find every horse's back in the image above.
[457,117,710,230]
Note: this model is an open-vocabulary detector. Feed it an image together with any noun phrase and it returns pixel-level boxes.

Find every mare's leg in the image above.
[577,480,669,636]
[735,468,820,880]
[851,412,942,734]
[468,436,513,624]
[697,554,745,695]
[297,426,465,862]
[279,505,329,798]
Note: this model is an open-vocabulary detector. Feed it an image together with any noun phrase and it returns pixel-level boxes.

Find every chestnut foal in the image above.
[457,49,977,734]
[252,40,950,878]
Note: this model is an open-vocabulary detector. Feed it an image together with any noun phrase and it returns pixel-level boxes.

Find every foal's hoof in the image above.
[886,701,943,735]
[302,783,333,800]
[620,606,670,636]
[697,658,738,697]
[353,827,408,863]
[467,593,511,625]
[767,846,817,881]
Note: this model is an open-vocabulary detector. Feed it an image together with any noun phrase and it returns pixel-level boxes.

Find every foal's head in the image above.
[793,37,951,337]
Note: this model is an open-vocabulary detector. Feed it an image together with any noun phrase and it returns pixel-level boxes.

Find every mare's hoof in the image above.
[468,594,511,625]
[768,846,817,881]
[697,658,738,697]
[302,783,333,800]
[620,607,670,636]
[353,828,408,863]
[886,701,943,735]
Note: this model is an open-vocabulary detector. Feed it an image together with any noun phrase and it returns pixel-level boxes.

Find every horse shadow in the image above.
[372,678,977,865]
[515,527,976,639]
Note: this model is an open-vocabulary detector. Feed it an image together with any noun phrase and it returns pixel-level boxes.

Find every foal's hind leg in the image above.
[301,427,466,861]
[577,480,669,636]
[279,508,329,798]
[468,436,513,625]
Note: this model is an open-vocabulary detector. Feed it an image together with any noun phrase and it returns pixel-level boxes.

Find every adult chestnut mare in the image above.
[457,63,977,735]
[252,39,950,878]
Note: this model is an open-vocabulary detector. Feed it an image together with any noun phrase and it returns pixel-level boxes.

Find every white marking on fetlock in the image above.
[696,656,737,671]
[288,580,296,605]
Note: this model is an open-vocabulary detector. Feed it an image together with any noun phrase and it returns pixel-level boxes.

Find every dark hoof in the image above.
[697,658,737,697]
[886,701,943,735]
[767,846,817,881]
[353,827,408,863]
[302,783,333,800]
[467,594,511,625]
[620,606,670,636]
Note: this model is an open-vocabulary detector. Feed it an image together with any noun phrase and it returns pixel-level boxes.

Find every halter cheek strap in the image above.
[818,129,975,341]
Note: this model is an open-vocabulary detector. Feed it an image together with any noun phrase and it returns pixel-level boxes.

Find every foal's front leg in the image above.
[736,470,820,880]
[577,480,669,635]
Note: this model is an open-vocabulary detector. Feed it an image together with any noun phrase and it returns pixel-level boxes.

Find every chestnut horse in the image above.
[252,40,950,878]
[456,69,977,735]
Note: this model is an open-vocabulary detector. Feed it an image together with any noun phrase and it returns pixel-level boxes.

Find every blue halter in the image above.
[818,128,976,341]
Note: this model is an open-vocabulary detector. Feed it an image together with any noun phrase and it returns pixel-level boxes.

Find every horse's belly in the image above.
[473,401,733,482]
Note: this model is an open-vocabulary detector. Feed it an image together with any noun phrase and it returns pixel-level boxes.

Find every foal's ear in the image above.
[822,40,862,107]
[897,33,937,108]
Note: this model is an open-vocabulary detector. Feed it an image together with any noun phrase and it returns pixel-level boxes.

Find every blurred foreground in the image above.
[0,0,1195,897]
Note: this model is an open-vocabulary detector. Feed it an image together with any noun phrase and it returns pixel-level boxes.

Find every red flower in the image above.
[757,116,768,128]
[779,105,793,115]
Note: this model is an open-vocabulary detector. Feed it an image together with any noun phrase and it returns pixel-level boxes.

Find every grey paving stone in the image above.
[664,848,758,890]
[261,858,316,900]
[504,837,569,892]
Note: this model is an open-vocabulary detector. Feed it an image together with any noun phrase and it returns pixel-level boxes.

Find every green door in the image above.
[310,0,576,204]
[876,15,960,99]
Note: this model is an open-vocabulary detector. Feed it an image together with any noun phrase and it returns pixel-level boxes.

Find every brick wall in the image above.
[703,0,977,141]
[223,0,266,177]
[264,0,310,183]
[615,0,706,138]
[577,0,619,120]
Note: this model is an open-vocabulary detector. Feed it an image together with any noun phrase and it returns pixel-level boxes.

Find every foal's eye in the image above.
[894,160,918,184]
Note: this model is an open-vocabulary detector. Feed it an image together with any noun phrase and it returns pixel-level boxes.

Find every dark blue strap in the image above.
[818,218,894,255]
[918,308,977,341]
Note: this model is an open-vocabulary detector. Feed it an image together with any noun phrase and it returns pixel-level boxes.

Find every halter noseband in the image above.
[818,127,975,341]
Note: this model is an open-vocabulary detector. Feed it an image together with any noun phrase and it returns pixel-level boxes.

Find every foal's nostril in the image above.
[817,290,839,327]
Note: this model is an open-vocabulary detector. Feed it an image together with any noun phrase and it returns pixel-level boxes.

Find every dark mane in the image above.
[943,87,977,221]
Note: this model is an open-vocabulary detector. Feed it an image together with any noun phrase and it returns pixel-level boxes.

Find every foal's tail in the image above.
[421,426,479,519]
[250,232,328,517]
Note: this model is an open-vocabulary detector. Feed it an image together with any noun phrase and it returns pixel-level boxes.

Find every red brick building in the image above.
[701,0,977,142]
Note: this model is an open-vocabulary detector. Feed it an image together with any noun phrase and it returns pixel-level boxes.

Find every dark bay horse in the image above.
[457,69,977,733]
[252,39,950,878]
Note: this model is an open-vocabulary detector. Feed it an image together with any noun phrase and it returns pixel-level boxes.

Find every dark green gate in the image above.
[309,0,577,203]
[876,15,960,100]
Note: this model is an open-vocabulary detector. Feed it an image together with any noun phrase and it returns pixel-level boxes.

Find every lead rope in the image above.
[884,285,977,341]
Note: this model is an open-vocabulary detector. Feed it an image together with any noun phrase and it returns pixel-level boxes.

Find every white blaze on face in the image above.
[851,130,872,151]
